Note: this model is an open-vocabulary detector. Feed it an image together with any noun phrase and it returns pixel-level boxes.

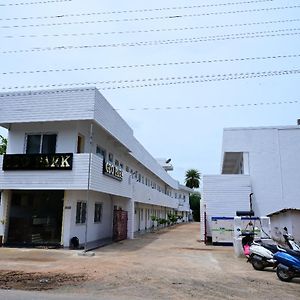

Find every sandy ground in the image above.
[0,223,299,299]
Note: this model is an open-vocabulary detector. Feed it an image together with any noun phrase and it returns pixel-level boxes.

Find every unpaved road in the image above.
[0,223,299,299]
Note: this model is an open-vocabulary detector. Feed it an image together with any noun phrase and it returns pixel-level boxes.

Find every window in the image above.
[77,134,85,153]
[76,201,86,224]
[108,153,114,163]
[94,203,103,223]
[96,146,106,159]
[26,134,57,154]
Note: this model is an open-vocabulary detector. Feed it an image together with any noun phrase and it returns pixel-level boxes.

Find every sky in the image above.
[0,0,299,183]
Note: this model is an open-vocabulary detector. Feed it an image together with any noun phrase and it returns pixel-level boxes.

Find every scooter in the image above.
[249,241,278,270]
[248,227,300,271]
[282,227,300,251]
[274,248,300,282]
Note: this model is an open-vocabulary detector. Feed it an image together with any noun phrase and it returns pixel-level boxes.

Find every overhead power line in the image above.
[4,18,300,39]
[0,0,274,20]
[2,28,299,54]
[2,5,299,28]
[0,0,71,6]
[2,69,299,91]
[114,100,299,111]
[2,54,300,76]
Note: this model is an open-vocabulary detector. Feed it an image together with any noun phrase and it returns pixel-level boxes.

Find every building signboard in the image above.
[2,153,73,171]
[103,161,123,181]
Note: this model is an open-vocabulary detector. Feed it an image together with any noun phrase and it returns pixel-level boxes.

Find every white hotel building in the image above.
[201,124,300,243]
[0,88,191,248]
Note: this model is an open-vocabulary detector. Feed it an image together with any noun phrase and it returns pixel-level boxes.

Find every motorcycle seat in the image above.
[284,248,300,258]
[260,243,278,253]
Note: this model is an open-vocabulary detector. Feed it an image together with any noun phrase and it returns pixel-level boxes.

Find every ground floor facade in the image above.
[0,189,189,248]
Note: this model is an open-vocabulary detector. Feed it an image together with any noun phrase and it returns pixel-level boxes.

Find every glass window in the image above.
[26,135,41,154]
[76,201,86,224]
[26,134,57,154]
[96,146,106,160]
[42,134,56,154]
[94,203,103,223]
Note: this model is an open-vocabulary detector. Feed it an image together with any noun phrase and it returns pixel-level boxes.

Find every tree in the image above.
[0,135,7,155]
[185,169,201,189]
[189,192,201,222]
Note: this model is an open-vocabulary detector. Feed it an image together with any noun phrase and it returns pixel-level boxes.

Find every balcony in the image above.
[0,154,131,198]
[132,181,179,209]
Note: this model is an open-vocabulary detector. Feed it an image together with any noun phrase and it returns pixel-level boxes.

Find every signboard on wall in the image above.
[103,161,123,181]
[2,153,73,171]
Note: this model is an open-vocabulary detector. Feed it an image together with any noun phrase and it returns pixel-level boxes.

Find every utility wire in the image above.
[2,28,299,54]
[2,69,299,91]
[2,54,300,76]
[114,100,299,111]
[0,0,71,6]
[2,5,299,28]
[0,0,275,20]
[4,18,300,39]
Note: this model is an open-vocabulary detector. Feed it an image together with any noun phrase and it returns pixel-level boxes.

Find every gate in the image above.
[113,209,128,242]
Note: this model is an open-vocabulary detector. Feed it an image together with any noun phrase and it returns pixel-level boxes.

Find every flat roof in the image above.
[224,125,300,131]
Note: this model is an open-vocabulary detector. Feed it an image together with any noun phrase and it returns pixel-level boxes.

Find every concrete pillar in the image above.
[61,191,72,247]
[127,199,135,239]
[0,190,11,243]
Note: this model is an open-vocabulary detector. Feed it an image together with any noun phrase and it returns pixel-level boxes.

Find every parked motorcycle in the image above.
[274,249,300,282]
[248,227,300,271]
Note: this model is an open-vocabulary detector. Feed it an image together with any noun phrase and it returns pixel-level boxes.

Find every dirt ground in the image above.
[0,223,299,299]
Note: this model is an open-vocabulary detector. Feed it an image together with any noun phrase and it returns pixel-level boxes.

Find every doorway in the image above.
[6,190,64,247]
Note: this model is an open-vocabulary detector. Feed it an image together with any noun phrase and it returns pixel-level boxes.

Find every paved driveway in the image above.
[0,223,299,299]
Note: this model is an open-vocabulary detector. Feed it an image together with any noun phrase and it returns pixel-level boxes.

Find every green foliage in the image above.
[167,213,179,225]
[0,135,7,155]
[189,192,201,222]
[151,215,158,222]
[185,169,201,189]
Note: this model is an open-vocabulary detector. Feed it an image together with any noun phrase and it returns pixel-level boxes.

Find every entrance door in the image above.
[7,190,64,247]
[113,209,128,242]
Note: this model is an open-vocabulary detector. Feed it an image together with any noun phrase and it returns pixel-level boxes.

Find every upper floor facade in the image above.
[213,125,300,216]
[0,88,191,210]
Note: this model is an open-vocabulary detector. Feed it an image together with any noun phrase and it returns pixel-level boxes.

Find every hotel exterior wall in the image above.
[201,175,252,240]
[222,127,300,216]
[62,190,117,247]
[0,88,95,126]
[133,181,179,209]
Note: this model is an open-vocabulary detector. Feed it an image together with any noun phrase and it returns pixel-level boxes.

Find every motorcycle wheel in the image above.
[276,264,294,282]
[251,258,265,271]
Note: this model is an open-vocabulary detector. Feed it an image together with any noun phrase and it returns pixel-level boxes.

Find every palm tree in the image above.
[185,169,201,188]
[0,135,7,155]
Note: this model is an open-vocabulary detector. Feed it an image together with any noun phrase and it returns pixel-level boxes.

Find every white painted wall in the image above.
[201,175,251,241]
[222,127,300,216]
[270,210,300,243]
[62,190,114,247]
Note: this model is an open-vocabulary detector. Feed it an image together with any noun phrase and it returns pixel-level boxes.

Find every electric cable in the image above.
[2,53,300,76]
[0,0,71,6]
[0,0,275,20]
[4,18,299,39]
[113,100,299,111]
[2,28,299,54]
[2,5,299,28]
[2,68,299,90]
